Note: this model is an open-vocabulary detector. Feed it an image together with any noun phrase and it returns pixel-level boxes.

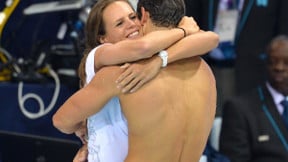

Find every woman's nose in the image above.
[127,19,137,28]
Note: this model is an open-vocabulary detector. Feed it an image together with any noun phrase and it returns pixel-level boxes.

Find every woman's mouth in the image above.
[127,31,139,38]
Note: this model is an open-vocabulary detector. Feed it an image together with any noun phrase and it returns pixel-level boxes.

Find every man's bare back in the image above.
[119,57,216,162]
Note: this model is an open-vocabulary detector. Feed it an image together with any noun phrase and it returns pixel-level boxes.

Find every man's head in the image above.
[136,0,185,28]
[266,35,288,96]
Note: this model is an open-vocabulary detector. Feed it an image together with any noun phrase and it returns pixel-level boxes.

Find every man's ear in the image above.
[140,7,149,25]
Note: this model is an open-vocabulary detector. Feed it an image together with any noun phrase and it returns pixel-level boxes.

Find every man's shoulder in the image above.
[89,66,123,92]
[95,66,123,78]
[223,88,261,114]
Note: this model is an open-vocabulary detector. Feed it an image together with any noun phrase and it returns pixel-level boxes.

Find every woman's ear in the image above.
[99,35,107,44]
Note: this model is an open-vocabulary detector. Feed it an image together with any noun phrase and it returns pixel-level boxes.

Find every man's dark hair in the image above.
[136,0,186,28]
[266,35,288,55]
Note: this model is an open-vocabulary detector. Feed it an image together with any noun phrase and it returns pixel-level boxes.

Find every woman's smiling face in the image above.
[100,1,141,44]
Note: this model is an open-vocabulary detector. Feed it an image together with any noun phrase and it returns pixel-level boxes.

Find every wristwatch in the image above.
[158,50,168,67]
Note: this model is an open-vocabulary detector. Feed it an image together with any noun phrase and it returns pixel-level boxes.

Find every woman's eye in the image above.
[116,21,123,26]
[131,15,137,20]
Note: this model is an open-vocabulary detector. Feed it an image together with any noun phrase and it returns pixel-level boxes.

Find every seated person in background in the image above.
[219,35,288,162]
[53,0,218,161]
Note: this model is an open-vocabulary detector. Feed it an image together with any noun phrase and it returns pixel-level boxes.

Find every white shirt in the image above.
[266,82,286,115]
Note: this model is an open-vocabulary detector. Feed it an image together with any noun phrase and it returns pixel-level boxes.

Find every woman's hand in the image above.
[116,55,162,93]
[178,16,200,35]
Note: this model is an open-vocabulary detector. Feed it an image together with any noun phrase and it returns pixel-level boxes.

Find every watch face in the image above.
[158,50,168,67]
[160,50,168,57]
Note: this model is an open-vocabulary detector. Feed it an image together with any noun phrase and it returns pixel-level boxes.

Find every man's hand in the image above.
[73,144,88,162]
[74,120,88,144]
[178,16,200,35]
[116,55,162,93]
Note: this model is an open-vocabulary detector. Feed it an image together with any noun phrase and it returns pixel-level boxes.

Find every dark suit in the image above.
[185,0,288,94]
[219,84,288,162]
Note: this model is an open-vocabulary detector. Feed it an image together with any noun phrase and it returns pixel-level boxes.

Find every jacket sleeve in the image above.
[219,98,252,162]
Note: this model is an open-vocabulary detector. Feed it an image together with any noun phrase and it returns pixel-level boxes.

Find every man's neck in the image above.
[147,23,171,33]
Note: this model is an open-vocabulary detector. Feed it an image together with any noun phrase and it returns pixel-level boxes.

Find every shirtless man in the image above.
[53,0,217,161]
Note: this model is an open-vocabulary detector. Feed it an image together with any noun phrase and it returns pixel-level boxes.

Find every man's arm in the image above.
[53,66,122,134]
[167,30,219,63]
[115,30,219,92]
[95,28,186,69]
[73,144,88,162]
[94,16,200,69]
[165,16,218,62]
